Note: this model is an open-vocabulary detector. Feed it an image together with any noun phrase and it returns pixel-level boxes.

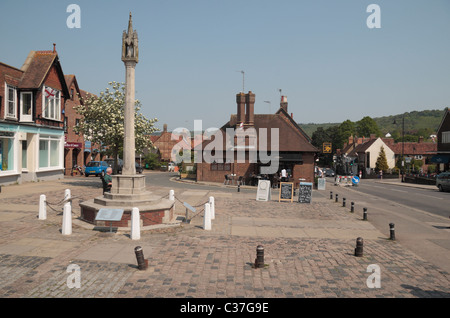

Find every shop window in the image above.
[39,135,61,169]
[0,132,15,172]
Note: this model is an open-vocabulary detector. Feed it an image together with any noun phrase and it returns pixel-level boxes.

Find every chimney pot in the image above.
[280,96,288,112]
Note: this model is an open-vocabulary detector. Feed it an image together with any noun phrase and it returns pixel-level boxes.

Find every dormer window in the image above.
[42,86,61,121]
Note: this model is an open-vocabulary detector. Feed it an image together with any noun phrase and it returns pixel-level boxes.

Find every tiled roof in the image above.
[388,142,437,155]
[200,108,319,153]
[19,51,57,89]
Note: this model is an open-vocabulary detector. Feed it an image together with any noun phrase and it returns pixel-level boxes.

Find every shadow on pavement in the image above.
[401,284,450,298]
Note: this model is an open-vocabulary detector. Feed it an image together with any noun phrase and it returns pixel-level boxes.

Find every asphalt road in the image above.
[346,178,450,219]
[145,172,258,194]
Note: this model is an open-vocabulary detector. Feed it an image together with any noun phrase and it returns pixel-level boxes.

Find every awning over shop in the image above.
[430,154,450,164]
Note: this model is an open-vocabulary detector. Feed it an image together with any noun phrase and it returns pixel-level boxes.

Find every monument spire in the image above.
[122,12,138,63]
[128,12,133,35]
[79,11,175,231]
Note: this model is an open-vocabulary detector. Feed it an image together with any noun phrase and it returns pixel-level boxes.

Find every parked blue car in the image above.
[85,161,109,177]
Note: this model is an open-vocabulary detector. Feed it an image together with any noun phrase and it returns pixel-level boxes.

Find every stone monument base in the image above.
[79,174,175,228]
[80,196,174,227]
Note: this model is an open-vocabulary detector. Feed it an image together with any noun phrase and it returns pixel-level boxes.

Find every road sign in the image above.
[323,143,332,154]
[352,176,360,185]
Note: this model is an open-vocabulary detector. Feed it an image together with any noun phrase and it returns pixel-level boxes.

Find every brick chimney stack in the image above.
[236,92,246,127]
[245,91,255,126]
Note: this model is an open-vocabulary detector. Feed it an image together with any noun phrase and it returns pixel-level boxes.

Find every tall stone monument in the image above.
[79,13,175,228]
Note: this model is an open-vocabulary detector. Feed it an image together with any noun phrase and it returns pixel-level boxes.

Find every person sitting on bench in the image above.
[102,167,113,193]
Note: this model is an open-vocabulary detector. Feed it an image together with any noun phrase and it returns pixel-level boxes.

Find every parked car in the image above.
[168,162,176,172]
[85,161,109,177]
[436,172,450,192]
[136,162,143,174]
[325,169,335,177]
[105,158,123,174]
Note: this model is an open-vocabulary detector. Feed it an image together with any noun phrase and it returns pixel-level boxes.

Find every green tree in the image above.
[375,146,389,172]
[74,82,158,174]
[337,119,355,148]
[144,153,161,170]
[356,116,381,137]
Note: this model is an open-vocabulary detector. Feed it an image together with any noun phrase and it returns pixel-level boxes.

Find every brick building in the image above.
[0,47,70,185]
[196,92,319,186]
[340,134,437,175]
[385,136,437,173]
[152,124,191,163]
[63,75,85,175]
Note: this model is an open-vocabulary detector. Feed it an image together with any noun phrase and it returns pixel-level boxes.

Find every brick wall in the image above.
[81,207,170,227]
[35,65,65,129]
[64,80,85,175]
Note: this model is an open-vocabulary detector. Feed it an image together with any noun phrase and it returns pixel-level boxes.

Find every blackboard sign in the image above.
[256,180,271,201]
[279,182,294,202]
[298,182,313,203]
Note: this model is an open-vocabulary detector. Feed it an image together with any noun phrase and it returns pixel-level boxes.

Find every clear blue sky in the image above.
[1,0,449,133]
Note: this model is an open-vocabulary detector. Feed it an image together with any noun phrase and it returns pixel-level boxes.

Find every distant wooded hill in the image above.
[299,109,446,140]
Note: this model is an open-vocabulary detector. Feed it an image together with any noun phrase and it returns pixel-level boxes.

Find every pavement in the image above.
[0,173,449,301]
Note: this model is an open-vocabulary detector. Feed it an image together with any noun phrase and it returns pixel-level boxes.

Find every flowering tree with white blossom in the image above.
[74,82,158,172]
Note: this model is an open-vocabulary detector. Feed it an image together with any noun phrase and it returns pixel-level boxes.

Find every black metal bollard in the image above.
[354,237,364,257]
[254,245,265,269]
[330,191,333,200]
[363,208,368,221]
[134,246,148,270]
[335,194,339,203]
[238,184,240,192]
[351,202,354,213]
[342,198,346,207]
[389,223,395,240]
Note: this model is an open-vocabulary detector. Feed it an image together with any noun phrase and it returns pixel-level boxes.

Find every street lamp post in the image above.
[393,115,405,182]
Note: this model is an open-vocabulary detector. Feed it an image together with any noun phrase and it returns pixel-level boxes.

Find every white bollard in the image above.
[65,189,71,200]
[61,201,72,235]
[169,190,175,209]
[209,196,215,220]
[39,195,47,220]
[64,189,72,210]
[203,203,211,231]
[131,207,141,240]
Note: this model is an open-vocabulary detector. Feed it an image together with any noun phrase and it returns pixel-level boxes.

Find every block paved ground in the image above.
[0,176,449,300]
